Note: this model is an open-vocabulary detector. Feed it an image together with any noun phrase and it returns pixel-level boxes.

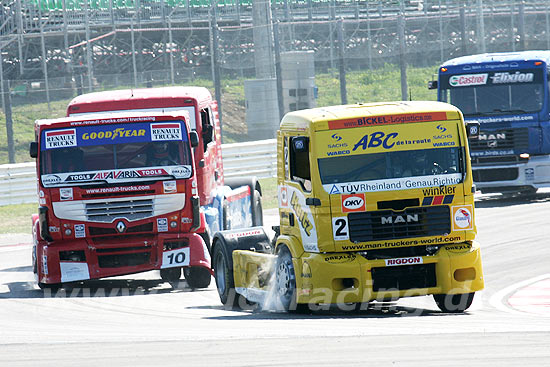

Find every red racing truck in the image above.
[30,87,262,289]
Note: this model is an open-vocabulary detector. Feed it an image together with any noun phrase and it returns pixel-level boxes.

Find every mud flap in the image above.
[232,250,276,304]
[211,227,272,304]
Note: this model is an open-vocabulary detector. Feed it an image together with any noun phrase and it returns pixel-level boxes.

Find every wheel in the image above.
[38,282,62,291]
[160,267,181,282]
[518,187,537,196]
[251,189,263,227]
[213,244,245,308]
[274,247,309,313]
[183,266,211,288]
[433,292,475,313]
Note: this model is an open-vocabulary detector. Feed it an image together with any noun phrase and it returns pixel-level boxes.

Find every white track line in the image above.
[489,274,550,317]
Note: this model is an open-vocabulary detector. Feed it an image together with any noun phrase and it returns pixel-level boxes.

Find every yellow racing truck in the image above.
[212,101,484,313]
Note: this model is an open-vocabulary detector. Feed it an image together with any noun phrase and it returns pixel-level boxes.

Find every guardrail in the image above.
[0,138,277,206]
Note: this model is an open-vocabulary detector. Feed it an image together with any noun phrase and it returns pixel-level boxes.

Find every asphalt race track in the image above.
[1,193,549,366]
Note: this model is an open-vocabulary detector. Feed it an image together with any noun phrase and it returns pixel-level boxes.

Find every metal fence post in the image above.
[476,0,486,53]
[398,12,408,101]
[39,6,51,110]
[273,20,285,121]
[518,1,525,51]
[210,6,223,138]
[460,3,467,56]
[3,80,15,164]
[337,18,347,105]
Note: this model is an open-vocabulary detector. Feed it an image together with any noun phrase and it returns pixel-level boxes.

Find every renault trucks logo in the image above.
[151,123,182,141]
[45,129,77,149]
[491,71,534,84]
[381,214,419,224]
[449,73,488,87]
[116,221,126,233]
[341,193,366,213]
[453,206,473,230]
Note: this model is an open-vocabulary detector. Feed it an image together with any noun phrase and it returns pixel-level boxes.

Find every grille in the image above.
[85,198,154,222]
[98,252,151,268]
[95,245,152,254]
[473,168,518,182]
[89,223,153,236]
[348,206,450,242]
[471,155,528,165]
[371,263,436,291]
[469,128,529,152]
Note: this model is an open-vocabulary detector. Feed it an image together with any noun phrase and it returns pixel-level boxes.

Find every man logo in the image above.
[341,193,366,213]
[381,214,419,224]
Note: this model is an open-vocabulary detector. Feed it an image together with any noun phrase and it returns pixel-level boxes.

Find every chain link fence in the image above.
[2,0,550,162]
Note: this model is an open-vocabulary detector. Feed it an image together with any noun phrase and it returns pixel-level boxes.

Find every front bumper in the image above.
[35,233,211,284]
[473,155,550,190]
[294,242,484,304]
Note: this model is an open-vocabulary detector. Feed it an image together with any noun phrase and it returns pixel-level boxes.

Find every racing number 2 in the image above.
[161,247,190,269]
[332,217,349,241]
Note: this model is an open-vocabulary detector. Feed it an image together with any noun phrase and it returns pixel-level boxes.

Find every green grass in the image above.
[258,177,277,210]
[0,203,37,234]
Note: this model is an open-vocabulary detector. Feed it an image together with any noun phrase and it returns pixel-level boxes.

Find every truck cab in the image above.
[212,101,484,313]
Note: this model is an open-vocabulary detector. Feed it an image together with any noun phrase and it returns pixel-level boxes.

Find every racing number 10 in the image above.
[332,217,349,241]
[161,248,190,269]
[167,252,186,265]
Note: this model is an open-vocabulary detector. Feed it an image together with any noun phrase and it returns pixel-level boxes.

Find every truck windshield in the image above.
[318,147,462,184]
[439,69,545,116]
[40,120,193,186]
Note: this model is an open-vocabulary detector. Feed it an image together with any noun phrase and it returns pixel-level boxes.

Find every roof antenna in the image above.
[131,89,134,97]
[409,88,412,101]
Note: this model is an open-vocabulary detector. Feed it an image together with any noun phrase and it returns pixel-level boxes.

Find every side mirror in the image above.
[292,136,309,153]
[428,80,438,90]
[189,131,199,148]
[466,121,480,139]
[29,142,38,158]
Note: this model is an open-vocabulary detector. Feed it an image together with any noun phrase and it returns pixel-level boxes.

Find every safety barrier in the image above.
[0,138,276,206]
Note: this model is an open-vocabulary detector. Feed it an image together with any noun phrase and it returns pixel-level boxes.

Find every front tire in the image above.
[213,244,242,308]
[274,247,309,313]
[183,266,211,288]
[160,267,181,282]
[38,282,62,291]
[433,292,475,313]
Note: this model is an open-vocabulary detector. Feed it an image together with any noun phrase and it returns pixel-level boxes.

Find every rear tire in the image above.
[160,267,181,282]
[183,266,211,288]
[433,292,475,313]
[213,244,248,309]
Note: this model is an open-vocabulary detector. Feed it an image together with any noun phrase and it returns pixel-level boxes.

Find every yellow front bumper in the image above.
[295,242,484,304]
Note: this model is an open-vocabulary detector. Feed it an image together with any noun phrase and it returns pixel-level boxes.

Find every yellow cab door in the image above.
[278,134,333,254]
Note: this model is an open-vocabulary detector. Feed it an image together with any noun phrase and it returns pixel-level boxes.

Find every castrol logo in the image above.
[385,257,423,267]
[341,193,366,213]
